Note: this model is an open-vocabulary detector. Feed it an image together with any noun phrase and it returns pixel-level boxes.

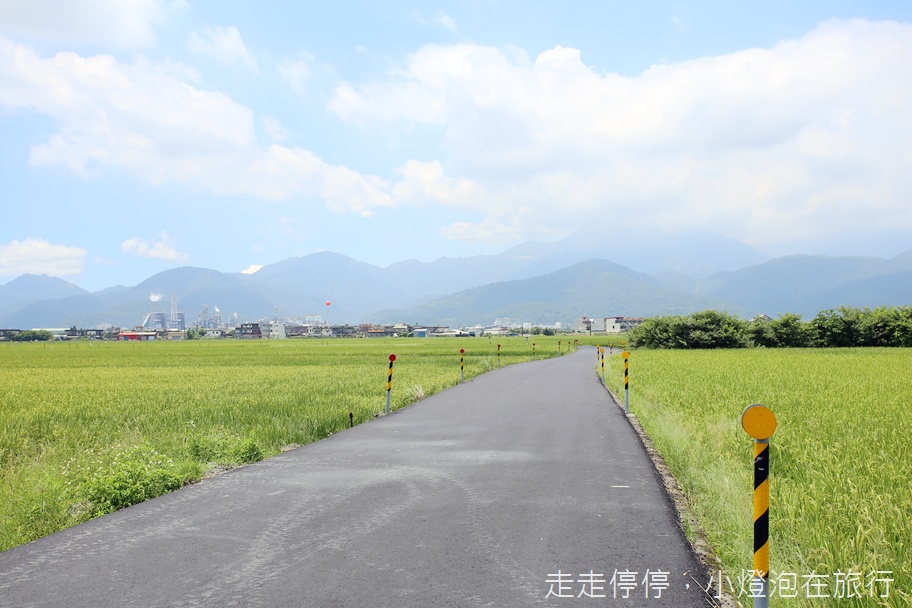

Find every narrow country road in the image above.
[0,347,714,607]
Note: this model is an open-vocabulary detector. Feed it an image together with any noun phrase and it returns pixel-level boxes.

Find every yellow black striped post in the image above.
[459,348,465,383]
[741,404,777,608]
[600,347,605,384]
[753,440,771,601]
[497,343,501,368]
[385,353,396,413]
[532,342,536,358]
[622,351,630,413]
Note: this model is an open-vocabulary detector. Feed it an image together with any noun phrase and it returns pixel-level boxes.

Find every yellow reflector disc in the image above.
[741,404,777,440]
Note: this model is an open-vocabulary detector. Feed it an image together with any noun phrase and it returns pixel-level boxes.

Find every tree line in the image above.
[629,306,912,349]
[8,330,54,342]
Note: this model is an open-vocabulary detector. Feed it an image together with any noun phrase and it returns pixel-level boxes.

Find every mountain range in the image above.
[1,235,910,330]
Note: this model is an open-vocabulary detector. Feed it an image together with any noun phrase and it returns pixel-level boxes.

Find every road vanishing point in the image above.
[0,347,715,607]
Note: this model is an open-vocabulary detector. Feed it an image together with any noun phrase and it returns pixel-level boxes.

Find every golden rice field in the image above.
[607,348,911,608]
[0,336,568,552]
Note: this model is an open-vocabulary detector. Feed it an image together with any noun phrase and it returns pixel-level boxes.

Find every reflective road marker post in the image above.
[741,404,778,608]
[459,348,465,383]
[600,347,605,385]
[385,353,396,414]
[622,351,630,414]
[497,344,501,368]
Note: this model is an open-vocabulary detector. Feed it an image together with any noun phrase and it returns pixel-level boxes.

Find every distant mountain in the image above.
[135,266,289,321]
[559,229,769,276]
[890,249,912,269]
[92,285,132,296]
[806,269,912,313]
[1,245,910,329]
[0,274,89,326]
[1,267,280,329]
[238,252,401,321]
[690,253,912,317]
[239,245,630,319]
[0,274,88,305]
[369,259,745,327]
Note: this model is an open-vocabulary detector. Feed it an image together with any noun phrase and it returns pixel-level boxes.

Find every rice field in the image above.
[0,335,567,552]
[606,348,911,608]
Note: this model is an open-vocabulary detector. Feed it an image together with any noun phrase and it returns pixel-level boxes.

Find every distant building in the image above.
[466,325,485,337]
[64,326,105,340]
[606,317,644,333]
[237,323,261,338]
[261,320,286,339]
[284,324,307,338]
[34,328,69,340]
[408,326,453,337]
[142,311,186,331]
[434,328,467,337]
[118,331,157,341]
[574,316,644,334]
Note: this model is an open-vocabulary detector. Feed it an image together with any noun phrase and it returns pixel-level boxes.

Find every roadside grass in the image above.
[607,348,911,608]
[0,336,569,551]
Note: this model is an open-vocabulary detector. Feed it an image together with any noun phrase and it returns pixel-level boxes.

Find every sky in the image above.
[1,1,911,292]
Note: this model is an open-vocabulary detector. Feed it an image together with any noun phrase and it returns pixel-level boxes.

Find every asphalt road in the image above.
[0,347,714,607]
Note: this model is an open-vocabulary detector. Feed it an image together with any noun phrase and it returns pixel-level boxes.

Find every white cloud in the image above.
[121,233,188,261]
[0,0,177,49]
[441,218,523,243]
[670,15,686,32]
[0,238,86,277]
[240,264,263,274]
[437,14,458,34]
[392,160,480,206]
[262,116,288,142]
[187,26,258,71]
[0,37,256,177]
[238,145,393,211]
[411,11,458,34]
[329,19,912,251]
[278,52,315,95]
[0,37,397,215]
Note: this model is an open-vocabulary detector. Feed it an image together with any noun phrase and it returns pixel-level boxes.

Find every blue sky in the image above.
[2,1,911,291]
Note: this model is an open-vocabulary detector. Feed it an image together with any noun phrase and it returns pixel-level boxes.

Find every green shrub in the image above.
[231,436,263,464]
[63,445,184,518]
[186,426,264,465]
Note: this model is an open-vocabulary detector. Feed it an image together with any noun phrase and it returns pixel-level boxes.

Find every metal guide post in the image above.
[622,351,630,414]
[741,403,778,608]
[385,354,396,413]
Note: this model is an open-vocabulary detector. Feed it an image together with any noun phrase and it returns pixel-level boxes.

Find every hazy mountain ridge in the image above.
[689,252,912,317]
[1,245,910,329]
[369,259,744,327]
[0,274,91,325]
